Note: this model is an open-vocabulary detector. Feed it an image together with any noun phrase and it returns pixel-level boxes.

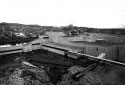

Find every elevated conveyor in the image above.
[41,43,125,67]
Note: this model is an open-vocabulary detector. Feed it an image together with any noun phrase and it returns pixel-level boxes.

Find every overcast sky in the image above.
[0,0,125,28]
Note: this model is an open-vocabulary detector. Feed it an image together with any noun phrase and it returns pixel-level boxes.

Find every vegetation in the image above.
[0,22,46,45]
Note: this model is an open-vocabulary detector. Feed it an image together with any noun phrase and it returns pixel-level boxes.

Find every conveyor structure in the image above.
[42,43,125,67]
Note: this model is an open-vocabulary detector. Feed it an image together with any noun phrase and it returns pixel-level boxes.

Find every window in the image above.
[43,37,49,39]
[96,47,98,51]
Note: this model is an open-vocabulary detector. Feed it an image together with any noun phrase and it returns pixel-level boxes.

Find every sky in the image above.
[0,0,125,28]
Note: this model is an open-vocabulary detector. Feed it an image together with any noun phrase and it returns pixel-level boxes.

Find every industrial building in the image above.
[0,34,125,63]
[79,41,118,61]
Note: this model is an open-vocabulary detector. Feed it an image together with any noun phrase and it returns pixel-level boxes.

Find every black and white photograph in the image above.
[0,0,125,85]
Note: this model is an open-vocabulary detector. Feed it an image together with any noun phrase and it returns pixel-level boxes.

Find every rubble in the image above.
[57,65,103,85]
[0,61,124,85]
[0,62,54,85]
[68,66,85,75]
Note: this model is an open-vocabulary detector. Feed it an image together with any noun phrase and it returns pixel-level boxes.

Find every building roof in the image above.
[43,42,83,51]
[70,40,115,47]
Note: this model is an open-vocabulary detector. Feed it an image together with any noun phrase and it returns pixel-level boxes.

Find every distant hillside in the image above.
[1,22,125,34]
[62,24,125,35]
[0,22,125,36]
[0,22,52,34]
[0,22,49,45]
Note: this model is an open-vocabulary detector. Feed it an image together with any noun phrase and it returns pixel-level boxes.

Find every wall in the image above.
[105,45,118,60]
[23,44,32,52]
[30,38,42,50]
[0,38,43,55]
[84,45,106,57]
[39,35,50,43]
[84,44,118,60]
[0,45,23,56]
[41,45,65,55]
[117,45,125,62]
